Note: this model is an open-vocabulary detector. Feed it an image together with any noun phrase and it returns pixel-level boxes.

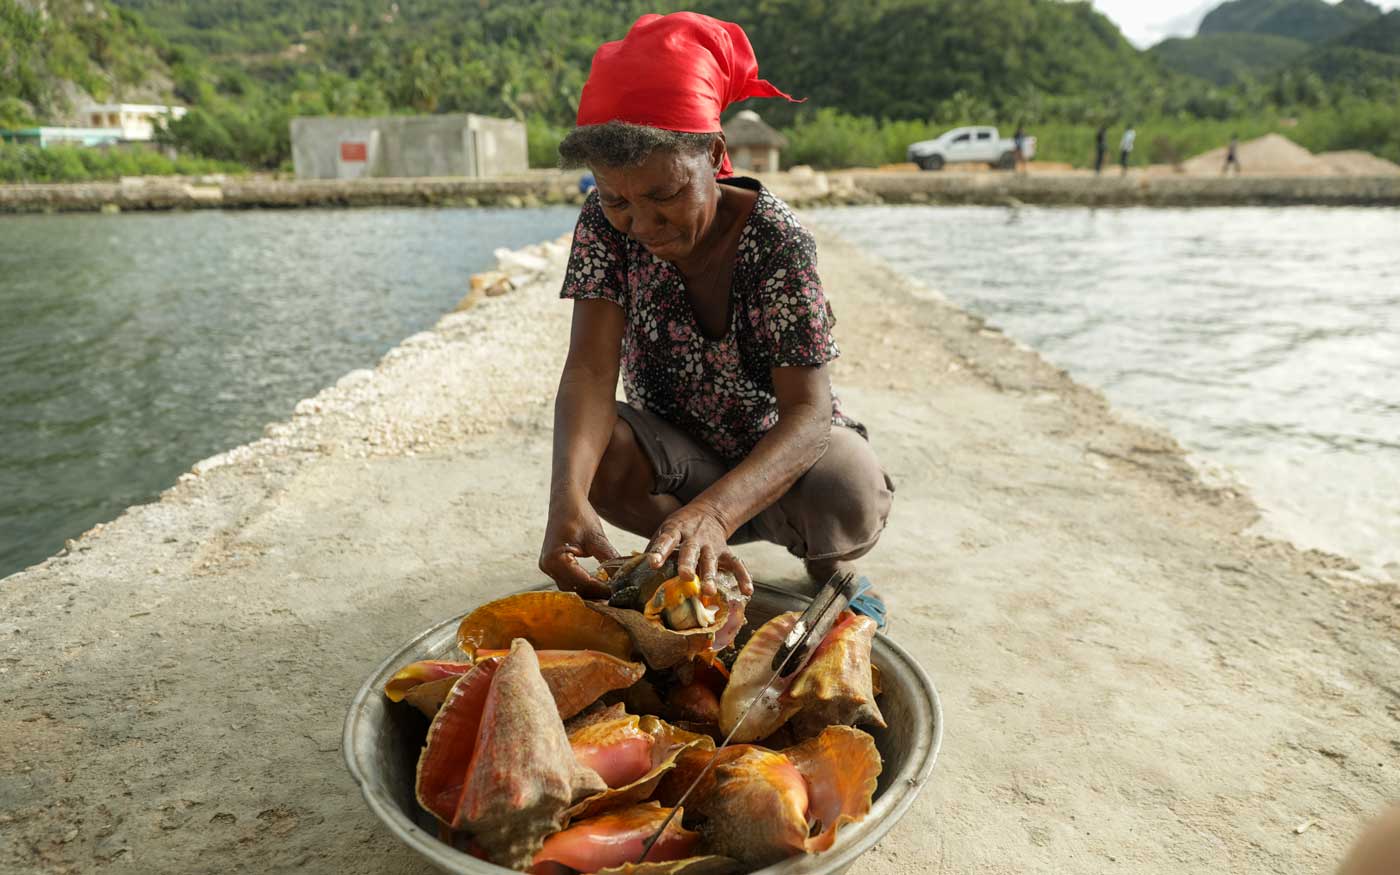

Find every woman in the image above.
[537,12,892,626]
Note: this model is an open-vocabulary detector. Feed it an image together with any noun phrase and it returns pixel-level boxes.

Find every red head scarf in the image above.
[575,12,801,176]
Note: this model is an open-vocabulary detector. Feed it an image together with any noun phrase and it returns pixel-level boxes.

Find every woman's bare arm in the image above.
[644,364,832,582]
[539,300,626,595]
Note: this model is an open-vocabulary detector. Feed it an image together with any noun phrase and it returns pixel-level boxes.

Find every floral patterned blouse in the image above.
[560,178,861,464]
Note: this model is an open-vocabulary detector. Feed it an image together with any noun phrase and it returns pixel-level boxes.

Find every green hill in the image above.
[1151,0,1400,88]
[1149,32,1311,84]
[103,0,1168,129]
[1198,0,1380,43]
[6,0,1400,174]
[0,0,174,126]
[1333,8,1400,54]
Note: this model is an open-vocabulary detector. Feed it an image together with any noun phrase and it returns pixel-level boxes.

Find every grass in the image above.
[0,143,245,183]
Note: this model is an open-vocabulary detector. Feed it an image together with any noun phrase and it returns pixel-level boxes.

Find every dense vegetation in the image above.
[3,0,1400,180]
[0,141,240,181]
[0,0,166,127]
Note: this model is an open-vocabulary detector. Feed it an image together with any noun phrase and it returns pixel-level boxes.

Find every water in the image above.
[811,206,1400,577]
[0,207,578,579]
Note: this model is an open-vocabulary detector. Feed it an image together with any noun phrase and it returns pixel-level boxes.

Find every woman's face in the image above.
[592,143,723,263]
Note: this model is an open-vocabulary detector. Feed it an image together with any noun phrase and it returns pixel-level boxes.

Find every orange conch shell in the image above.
[567,715,715,822]
[693,747,810,866]
[719,610,885,742]
[539,650,647,720]
[532,803,700,874]
[387,650,645,719]
[589,558,749,669]
[457,591,633,660]
[786,612,886,737]
[415,659,500,826]
[784,726,881,853]
[416,639,606,869]
[664,727,881,867]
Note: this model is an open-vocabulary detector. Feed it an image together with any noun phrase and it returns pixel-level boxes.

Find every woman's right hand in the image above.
[539,500,618,599]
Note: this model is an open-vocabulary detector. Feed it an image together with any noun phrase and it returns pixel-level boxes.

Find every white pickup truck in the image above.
[906,126,1035,171]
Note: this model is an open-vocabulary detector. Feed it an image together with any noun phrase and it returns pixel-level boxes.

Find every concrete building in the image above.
[80,104,188,141]
[723,109,787,173]
[289,114,527,180]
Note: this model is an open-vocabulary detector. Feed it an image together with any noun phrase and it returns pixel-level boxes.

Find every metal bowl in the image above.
[343,584,943,875]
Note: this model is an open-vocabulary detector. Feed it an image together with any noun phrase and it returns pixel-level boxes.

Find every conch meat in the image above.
[589,556,749,669]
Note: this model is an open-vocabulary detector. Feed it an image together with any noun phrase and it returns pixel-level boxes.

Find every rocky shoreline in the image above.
[4,168,1400,213]
[1,227,1396,874]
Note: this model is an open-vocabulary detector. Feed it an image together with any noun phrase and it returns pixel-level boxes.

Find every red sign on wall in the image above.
[340,141,368,162]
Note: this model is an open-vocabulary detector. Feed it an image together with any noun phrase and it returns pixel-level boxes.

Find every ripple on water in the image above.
[811,205,1400,576]
[0,207,580,578]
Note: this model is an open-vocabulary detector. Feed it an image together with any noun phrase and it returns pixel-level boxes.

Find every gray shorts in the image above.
[615,402,895,562]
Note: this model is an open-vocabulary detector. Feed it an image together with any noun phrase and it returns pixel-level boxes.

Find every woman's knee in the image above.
[793,430,893,560]
[589,417,653,512]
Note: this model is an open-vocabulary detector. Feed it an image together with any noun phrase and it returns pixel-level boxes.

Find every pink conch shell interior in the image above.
[566,715,716,822]
[385,660,476,703]
[532,803,699,874]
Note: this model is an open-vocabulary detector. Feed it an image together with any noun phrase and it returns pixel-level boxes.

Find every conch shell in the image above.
[567,715,715,821]
[386,650,644,720]
[415,639,606,869]
[532,803,699,874]
[659,727,880,867]
[719,610,885,742]
[456,591,633,660]
[589,557,749,669]
[593,857,739,875]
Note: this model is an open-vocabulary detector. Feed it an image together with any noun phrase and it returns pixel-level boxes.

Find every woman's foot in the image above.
[803,559,888,631]
[848,577,888,630]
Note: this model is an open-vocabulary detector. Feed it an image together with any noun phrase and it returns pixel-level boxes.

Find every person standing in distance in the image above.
[1223,135,1242,176]
[1119,124,1136,176]
[1094,124,1108,175]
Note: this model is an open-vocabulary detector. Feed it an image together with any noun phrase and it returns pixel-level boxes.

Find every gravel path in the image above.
[2,221,1396,874]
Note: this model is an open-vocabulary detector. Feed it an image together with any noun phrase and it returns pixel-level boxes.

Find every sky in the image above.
[1093,0,1400,48]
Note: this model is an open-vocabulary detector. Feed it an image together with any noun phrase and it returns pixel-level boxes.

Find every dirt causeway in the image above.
[1,224,1397,874]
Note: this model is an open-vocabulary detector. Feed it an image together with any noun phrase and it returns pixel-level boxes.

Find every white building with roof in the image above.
[80,104,188,141]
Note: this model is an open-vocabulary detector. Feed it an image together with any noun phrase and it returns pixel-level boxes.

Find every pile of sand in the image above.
[1317,150,1400,176]
[1180,133,1400,177]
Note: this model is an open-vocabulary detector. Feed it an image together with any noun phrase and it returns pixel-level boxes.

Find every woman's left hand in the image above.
[645,501,753,597]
